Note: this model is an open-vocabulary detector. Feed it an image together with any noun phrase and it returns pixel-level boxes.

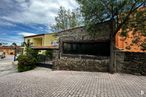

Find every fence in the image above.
[37,54,53,68]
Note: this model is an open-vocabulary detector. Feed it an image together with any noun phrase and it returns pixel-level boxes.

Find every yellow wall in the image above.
[43,33,58,47]
[24,33,58,47]
[33,38,43,46]
[24,36,44,47]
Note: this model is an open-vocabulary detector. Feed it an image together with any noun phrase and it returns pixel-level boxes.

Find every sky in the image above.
[0,0,79,45]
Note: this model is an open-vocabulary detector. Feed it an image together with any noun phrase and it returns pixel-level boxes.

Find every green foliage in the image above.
[76,0,145,72]
[45,50,53,59]
[76,0,145,36]
[25,47,38,58]
[51,6,84,31]
[0,42,8,46]
[23,39,33,48]
[17,42,38,72]
[12,42,17,46]
[125,8,146,35]
[17,54,37,72]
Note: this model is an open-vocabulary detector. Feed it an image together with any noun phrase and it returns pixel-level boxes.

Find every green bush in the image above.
[45,50,53,59]
[25,47,39,58]
[17,54,37,72]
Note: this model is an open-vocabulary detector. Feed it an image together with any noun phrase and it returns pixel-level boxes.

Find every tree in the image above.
[16,40,38,72]
[0,43,2,46]
[76,0,145,73]
[0,42,8,46]
[22,40,38,58]
[51,6,84,32]
[12,42,17,46]
[23,39,32,48]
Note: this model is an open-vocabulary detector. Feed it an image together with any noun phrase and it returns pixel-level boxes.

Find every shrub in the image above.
[17,54,37,72]
[45,50,53,59]
[25,47,38,58]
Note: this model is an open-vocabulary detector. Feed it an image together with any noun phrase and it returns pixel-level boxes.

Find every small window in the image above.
[63,41,110,56]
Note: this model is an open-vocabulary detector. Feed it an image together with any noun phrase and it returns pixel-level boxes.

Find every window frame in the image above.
[61,40,110,57]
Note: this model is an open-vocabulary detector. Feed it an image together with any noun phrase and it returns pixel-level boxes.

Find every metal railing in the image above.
[37,54,53,68]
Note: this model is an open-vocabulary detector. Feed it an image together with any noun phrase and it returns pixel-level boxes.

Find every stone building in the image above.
[22,20,146,75]
[53,21,111,72]
[52,20,146,75]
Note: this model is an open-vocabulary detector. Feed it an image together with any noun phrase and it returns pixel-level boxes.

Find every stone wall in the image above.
[115,51,146,75]
[53,21,111,72]
[53,56,109,72]
[52,49,59,59]
[57,21,111,42]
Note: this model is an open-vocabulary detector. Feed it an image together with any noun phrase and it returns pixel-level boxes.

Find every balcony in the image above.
[32,37,43,47]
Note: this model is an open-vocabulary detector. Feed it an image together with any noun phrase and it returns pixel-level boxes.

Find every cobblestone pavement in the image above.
[0,68,145,97]
[0,55,17,77]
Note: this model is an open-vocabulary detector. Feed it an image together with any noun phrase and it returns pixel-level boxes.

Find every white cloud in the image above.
[18,32,36,36]
[0,36,23,45]
[0,0,79,25]
[0,21,16,27]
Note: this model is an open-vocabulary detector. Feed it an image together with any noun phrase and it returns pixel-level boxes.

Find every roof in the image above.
[32,46,59,50]
[24,33,59,38]
[24,34,45,38]
[56,20,111,34]
[24,20,111,38]
[0,46,20,49]
[57,26,84,33]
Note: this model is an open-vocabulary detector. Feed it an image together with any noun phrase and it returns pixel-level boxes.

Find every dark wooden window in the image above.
[62,41,110,56]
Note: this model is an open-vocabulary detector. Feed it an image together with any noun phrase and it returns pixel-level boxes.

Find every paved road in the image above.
[0,55,17,76]
[0,68,145,97]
